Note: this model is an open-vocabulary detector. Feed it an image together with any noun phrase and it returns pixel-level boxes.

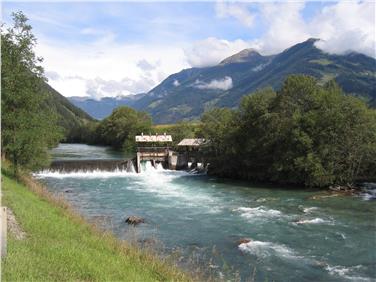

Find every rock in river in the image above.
[125,216,145,225]
[237,238,252,245]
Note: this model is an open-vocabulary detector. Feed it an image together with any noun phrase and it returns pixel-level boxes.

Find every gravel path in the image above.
[7,208,26,240]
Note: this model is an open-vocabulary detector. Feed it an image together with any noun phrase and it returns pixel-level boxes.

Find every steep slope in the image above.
[133,38,376,123]
[42,82,95,133]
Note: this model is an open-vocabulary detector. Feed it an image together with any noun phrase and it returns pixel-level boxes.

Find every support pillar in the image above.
[136,152,141,173]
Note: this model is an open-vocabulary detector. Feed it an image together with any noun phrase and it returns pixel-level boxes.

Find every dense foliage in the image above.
[70,107,153,151]
[96,107,152,151]
[70,112,200,151]
[153,122,200,146]
[201,75,376,187]
[1,12,63,173]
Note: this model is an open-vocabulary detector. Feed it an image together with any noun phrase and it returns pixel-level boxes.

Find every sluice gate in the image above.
[49,159,135,173]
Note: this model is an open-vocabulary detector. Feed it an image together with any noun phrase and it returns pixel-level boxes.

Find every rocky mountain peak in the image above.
[220,48,262,65]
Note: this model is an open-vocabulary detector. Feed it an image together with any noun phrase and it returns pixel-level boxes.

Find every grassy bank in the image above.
[1,172,192,281]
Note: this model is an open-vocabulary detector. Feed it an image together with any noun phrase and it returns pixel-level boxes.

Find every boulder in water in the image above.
[125,216,144,225]
[237,238,252,245]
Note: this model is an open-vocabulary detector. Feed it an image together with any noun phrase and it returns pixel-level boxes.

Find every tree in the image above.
[199,108,239,176]
[201,75,376,187]
[167,122,198,146]
[1,11,62,174]
[96,106,152,151]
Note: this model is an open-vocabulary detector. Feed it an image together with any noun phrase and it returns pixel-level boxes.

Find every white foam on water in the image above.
[360,183,376,201]
[238,240,297,259]
[37,161,220,212]
[34,161,180,180]
[326,265,372,282]
[294,218,333,225]
[256,198,267,203]
[360,190,376,201]
[33,168,136,179]
[128,163,136,173]
[234,206,282,220]
[335,232,346,239]
[303,207,319,213]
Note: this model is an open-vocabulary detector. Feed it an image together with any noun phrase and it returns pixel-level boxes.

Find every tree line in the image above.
[200,76,376,187]
[67,107,200,150]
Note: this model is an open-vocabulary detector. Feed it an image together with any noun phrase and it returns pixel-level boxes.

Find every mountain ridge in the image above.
[70,38,376,123]
[69,93,146,120]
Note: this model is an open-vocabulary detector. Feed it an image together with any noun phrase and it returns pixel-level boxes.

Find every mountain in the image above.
[42,82,94,132]
[131,38,375,124]
[68,93,146,120]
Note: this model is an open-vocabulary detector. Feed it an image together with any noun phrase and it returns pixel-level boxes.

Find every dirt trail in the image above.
[7,208,26,240]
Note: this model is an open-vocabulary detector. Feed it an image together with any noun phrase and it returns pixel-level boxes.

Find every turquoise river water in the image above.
[35,144,376,281]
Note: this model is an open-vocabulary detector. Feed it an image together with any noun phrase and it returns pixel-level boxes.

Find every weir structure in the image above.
[135,133,175,173]
[49,159,135,172]
[48,136,207,174]
[176,138,206,170]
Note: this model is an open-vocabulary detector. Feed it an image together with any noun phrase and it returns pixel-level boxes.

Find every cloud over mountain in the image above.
[194,76,233,91]
[185,1,375,69]
[184,37,250,67]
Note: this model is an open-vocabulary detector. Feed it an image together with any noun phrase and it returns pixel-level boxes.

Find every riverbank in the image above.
[34,143,376,281]
[1,170,192,281]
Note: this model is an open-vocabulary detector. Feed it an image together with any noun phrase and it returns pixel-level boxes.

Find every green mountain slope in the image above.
[42,82,95,133]
[134,38,376,123]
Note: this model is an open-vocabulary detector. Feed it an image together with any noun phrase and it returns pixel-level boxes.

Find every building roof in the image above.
[177,138,205,146]
[135,134,172,142]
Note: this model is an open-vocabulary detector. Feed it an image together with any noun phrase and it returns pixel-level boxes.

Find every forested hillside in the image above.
[43,83,94,133]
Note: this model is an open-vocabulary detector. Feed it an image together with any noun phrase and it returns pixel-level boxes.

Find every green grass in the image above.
[152,122,201,130]
[309,59,333,66]
[1,174,192,281]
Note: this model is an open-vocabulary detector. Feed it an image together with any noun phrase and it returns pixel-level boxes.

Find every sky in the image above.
[2,1,375,99]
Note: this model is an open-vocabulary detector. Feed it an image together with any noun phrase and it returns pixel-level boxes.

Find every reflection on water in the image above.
[35,144,376,281]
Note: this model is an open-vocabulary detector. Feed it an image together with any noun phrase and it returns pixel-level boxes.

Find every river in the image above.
[34,144,376,281]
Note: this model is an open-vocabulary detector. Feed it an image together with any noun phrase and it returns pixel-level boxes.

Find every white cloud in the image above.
[85,77,155,100]
[36,36,189,99]
[194,76,233,91]
[255,2,308,55]
[45,70,60,81]
[80,28,99,35]
[216,2,255,27]
[312,1,375,57]
[137,59,158,71]
[184,37,251,67]
[211,1,376,57]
